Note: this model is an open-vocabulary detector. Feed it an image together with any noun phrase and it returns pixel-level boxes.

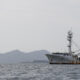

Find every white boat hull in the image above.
[46,54,80,64]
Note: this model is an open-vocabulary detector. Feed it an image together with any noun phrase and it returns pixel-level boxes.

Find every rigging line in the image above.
[72,40,80,50]
[74,49,80,53]
[72,40,80,54]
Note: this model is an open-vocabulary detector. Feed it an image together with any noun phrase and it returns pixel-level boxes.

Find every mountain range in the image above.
[0,50,50,63]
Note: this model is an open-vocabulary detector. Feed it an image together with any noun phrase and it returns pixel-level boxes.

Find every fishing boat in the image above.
[46,31,80,64]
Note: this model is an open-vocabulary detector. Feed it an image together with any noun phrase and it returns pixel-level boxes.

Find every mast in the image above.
[67,31,73,54]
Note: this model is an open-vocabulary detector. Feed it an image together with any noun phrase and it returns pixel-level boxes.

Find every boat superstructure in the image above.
[46,31,80,64]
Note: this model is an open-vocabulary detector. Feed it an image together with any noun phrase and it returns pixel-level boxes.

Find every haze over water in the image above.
[0,63,79,80]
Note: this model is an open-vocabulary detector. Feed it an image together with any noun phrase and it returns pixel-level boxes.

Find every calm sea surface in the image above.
[0,63,80,80]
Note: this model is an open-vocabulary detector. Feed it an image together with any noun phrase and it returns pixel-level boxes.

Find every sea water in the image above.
[0,63,80,80]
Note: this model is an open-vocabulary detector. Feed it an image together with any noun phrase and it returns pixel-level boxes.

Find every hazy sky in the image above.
[0,0,80,52]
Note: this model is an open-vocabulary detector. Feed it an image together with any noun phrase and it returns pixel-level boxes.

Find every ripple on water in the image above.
[0,63,79,80]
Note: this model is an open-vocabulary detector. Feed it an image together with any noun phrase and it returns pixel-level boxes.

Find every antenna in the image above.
[67,30,73,54]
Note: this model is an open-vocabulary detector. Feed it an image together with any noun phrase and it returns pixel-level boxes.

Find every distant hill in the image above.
[0,50,50,63]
